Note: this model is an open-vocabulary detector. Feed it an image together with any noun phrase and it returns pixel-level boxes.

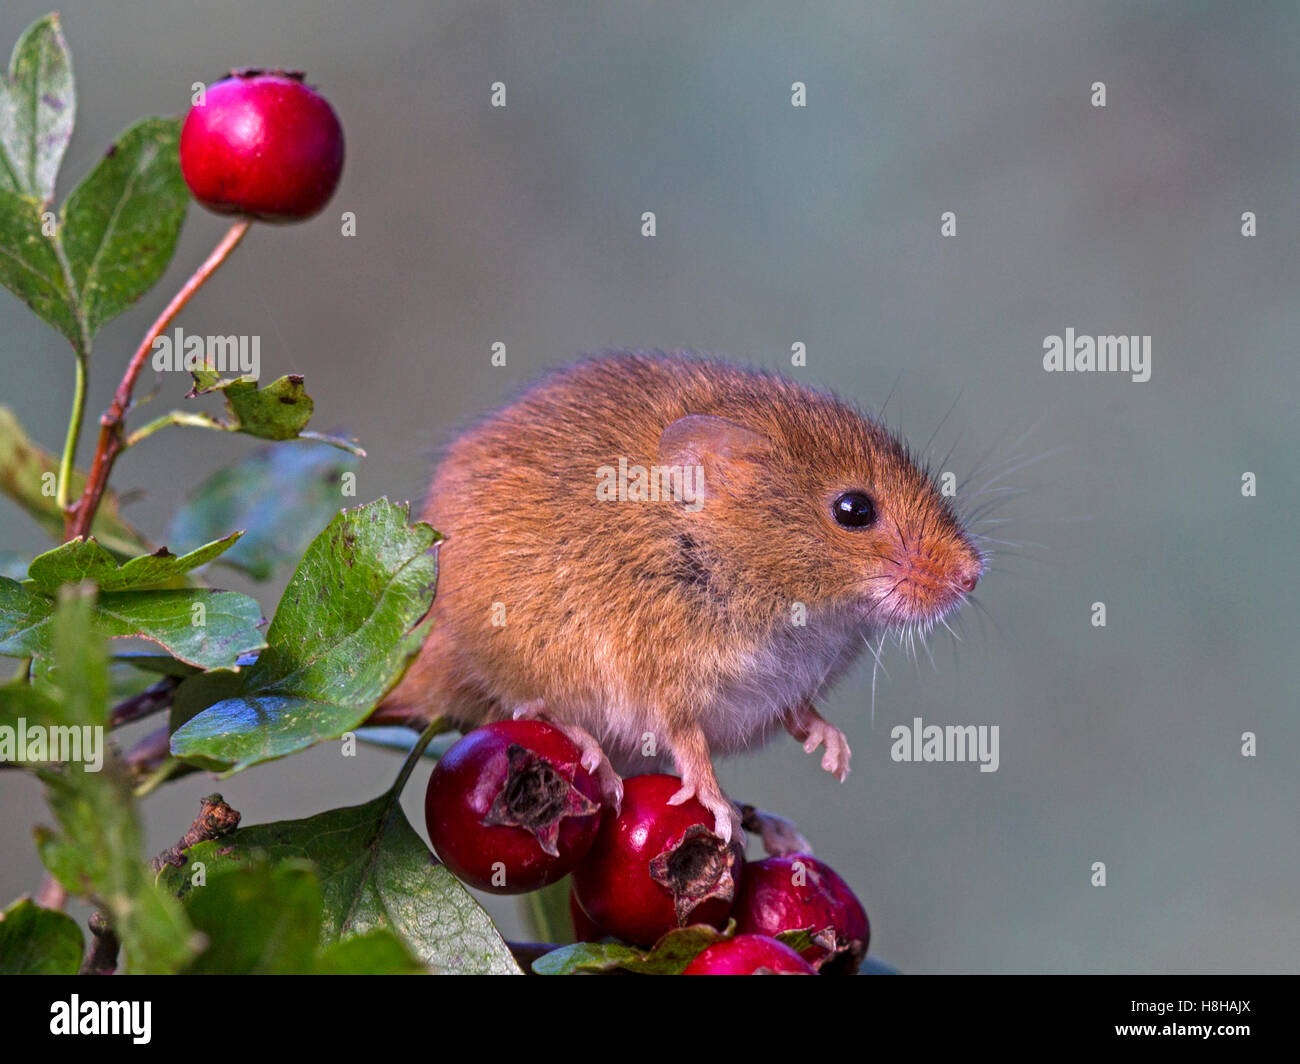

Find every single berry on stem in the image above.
[180,69,344,222]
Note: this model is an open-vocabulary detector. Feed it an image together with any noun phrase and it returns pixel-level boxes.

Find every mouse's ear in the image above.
[658,414,770,502]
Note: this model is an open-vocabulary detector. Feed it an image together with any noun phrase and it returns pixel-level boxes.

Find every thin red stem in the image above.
[64,219,253,541]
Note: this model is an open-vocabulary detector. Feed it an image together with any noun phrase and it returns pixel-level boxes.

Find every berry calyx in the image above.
[682,934,817,975]
[180,69,344,222]
[732,854,870,974]
[571,774,743,947]
[424,720,602,894]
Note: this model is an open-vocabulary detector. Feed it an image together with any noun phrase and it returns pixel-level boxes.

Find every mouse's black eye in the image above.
[832,491,876,529]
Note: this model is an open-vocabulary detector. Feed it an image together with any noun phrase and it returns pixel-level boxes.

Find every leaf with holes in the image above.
[187,371,362,453]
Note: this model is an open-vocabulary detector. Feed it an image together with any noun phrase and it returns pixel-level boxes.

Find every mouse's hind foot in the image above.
[736,803,812,857]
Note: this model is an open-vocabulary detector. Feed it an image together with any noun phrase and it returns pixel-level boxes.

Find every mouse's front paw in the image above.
[803,718,852,782]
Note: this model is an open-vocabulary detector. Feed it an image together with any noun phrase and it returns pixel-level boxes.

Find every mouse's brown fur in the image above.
[384,351,983,839]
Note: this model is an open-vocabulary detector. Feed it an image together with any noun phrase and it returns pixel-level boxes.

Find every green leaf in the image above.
[159,793,520,974]
[0,675,60,732]
[0,14,75,204]
[167,441,358,581]
[0,405,153,559]
[0,898,84,974]
[30,587,198,973]
[60,116,187,336]
[24,533,240,594]
[0,185,79,345]
[187,371,363,453]
[773,927,820,954]
[190,373,313,440]
[314,929,425,974]
[169,499,437,771]
[0,576,266,670]
[183,860,323,974]
[532,923,732,975]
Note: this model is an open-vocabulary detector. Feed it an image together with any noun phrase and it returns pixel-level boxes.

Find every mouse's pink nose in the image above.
[955,561,980,593]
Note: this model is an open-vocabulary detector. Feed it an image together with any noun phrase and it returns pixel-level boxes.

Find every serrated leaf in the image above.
[24,532,240,594]
[159,793,520,974]
[532,923,732,975]
[30,588,197,974]
[169,499,437,771]
[0,575,266,670]
[60,116,187,336]
[0,405,153,558]
[0,185,79,345]
[0,898,84,974]
[0,14,75,204]
[167,441,358,581]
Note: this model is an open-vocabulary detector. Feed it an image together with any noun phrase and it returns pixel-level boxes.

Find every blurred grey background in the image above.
[1,1,1296,972]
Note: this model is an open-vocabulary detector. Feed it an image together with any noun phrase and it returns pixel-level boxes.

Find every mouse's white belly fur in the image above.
[569,610,869,771]
[703,610,868,754]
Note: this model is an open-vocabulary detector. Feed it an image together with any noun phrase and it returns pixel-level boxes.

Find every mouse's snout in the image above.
[955,555,982,594]
[862,523,983,628]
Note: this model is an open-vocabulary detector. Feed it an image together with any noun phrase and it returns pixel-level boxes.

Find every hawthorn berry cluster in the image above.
[424,721,870,975]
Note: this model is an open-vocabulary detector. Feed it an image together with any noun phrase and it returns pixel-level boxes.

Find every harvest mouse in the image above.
[382,351,984,845]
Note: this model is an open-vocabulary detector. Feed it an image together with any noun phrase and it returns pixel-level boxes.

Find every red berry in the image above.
[423,721,602,894]
[733,854,870,973]
[180,69,344,222]
[571,774,743,947]
[682,934,816,975]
